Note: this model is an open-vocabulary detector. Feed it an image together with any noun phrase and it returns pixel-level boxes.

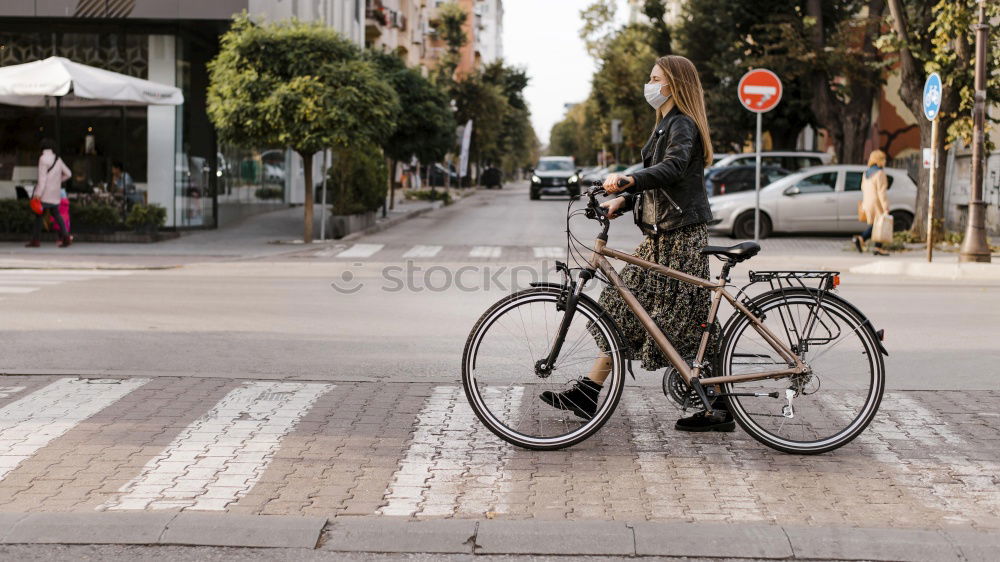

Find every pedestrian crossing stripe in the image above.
[0,378,149,481]
[532,246,565,258]
[469,246,502,258]
[0,378,990,519]
[104,381,333,511]
[336,244,384,258]
[402,245,443,258]
[0,269,134,297]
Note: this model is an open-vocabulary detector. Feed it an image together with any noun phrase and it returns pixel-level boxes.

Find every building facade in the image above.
[0,0,366,230]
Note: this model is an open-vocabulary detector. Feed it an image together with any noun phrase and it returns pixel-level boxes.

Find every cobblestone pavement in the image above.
[0,375,995,532]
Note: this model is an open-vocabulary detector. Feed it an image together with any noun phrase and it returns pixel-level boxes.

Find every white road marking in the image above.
[402,245,443,258]
[380,385,524,517]
[469,246,502,258]
[0,387,26,399]
[312,245,347,258]
[336,244,384,258]
[0,269,134,295]
[532,247,565,259]
[104,381,332,512]
[0,378,149,480]
[623,390,767,520]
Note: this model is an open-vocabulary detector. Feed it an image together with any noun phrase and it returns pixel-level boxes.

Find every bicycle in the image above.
[462,183,888,454]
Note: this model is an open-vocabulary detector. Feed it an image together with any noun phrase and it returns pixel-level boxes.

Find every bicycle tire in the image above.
[461,286,627,450]
[719,288,884,454]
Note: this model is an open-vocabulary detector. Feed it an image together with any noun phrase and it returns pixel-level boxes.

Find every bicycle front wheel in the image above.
[720,289,885,454]
[462,286,626,450]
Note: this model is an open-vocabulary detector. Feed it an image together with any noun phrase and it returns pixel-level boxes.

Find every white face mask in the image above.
[644,82,671,109]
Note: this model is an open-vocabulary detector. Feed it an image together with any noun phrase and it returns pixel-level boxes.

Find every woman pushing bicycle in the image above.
[537,55,733,432]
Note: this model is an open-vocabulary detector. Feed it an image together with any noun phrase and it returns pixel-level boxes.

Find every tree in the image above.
[590,24,659,163]
[642,0,672,55]
[675,0,817,153]
[450,73,508,179]
[579,0,618,59]
[432,1,469,83]
[364,50,456,207]
[207,15,399,243]
[550,101,598,164]
[880,0,1000,239]
[481,60,537,175]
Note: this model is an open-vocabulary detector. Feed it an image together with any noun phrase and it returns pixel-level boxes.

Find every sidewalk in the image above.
[0,194,450,269]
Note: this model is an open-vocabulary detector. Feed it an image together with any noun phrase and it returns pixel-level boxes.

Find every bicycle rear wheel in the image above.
[462,286,626,450]
[719,289,884,454]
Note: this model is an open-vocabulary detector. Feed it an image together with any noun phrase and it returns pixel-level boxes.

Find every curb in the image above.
[318,519,999,561]
[0,512,325,549]
[849,259,1000,280]
[0,514,994,559]
[339,188,479,243]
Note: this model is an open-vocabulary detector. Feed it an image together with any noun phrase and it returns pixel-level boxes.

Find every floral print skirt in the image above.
[588,222,718,371]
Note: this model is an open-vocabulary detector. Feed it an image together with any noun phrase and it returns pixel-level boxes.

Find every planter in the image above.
[329,210,376,239]
[133,224,158,236]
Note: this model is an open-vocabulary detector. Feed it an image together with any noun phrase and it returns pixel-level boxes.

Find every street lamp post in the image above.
[959,0,992,263]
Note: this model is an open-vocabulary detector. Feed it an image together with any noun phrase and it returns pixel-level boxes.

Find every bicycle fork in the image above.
[535,268,594,378]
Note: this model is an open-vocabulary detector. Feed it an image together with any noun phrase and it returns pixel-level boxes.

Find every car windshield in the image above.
[536,160,574,172]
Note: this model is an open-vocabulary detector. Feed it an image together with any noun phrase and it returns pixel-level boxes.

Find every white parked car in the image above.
[711,151,832,172]
[708,165,917,239]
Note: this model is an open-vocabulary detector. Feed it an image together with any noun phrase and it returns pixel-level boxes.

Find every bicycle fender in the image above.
[528,281,636,378]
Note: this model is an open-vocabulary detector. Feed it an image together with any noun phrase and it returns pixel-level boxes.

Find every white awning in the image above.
[0,56,183,107]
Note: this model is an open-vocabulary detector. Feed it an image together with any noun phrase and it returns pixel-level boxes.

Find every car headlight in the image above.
[568,174,578,184]
[531,175,541,183]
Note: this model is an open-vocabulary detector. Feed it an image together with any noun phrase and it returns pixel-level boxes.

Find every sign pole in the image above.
[926,118,938,262]
[754,112,762,242]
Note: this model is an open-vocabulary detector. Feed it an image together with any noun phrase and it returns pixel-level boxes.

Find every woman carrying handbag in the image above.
[853,149,891,256]
[26,138,72,248]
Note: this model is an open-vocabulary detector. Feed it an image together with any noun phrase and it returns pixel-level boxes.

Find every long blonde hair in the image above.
[867,149,887,167]
[653,55,713,166]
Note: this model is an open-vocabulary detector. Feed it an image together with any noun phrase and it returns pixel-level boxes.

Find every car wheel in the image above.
[732,211,772,239]
[890,210,913,232]
[530,189,540,200]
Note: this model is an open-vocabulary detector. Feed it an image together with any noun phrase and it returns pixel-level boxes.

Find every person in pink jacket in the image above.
[27,138,72,248]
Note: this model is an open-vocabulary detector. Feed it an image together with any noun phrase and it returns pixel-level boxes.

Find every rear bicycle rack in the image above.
[737,270,842,355]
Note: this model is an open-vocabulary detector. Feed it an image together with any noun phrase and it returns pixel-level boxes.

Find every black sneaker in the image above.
[674,408,736,432]
[539,378,603,420]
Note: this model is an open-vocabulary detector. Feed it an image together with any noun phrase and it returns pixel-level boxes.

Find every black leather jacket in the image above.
[619,106,713,235]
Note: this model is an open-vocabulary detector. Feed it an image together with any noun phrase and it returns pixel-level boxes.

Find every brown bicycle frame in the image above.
[586,238,808,388]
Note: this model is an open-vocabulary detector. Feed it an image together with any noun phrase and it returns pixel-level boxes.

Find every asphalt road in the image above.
[1,181,996,391]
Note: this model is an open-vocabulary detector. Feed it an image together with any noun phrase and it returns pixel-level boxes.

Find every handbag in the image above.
[30,198,43,215]
[857,201,867,223]
[873,213,894,244]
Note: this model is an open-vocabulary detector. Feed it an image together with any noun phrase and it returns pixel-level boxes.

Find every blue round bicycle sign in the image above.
[923,72,942,121]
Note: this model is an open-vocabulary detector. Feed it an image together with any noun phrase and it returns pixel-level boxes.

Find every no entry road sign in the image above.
[738,69,782,113]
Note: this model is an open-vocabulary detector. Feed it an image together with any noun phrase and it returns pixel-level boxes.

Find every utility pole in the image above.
[959,0,992,263]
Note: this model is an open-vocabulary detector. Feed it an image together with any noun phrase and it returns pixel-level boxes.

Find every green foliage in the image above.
[206,14,400,156]
[73,202,122,232]
[325,143,388,216]
[579,0,618,59]
[590,25,659,161]
[642,0,672,55]
[432,2,469,82]
[675,0,818,153]
[0,200,35,233]
[480,61,537,174]
[364,50,456,165]
[451,72,509,168]
[254,186,284,200]
[404,189,453,205]
[878,0,1000,150]
[549,101,597,164]
[125,204,167,230]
